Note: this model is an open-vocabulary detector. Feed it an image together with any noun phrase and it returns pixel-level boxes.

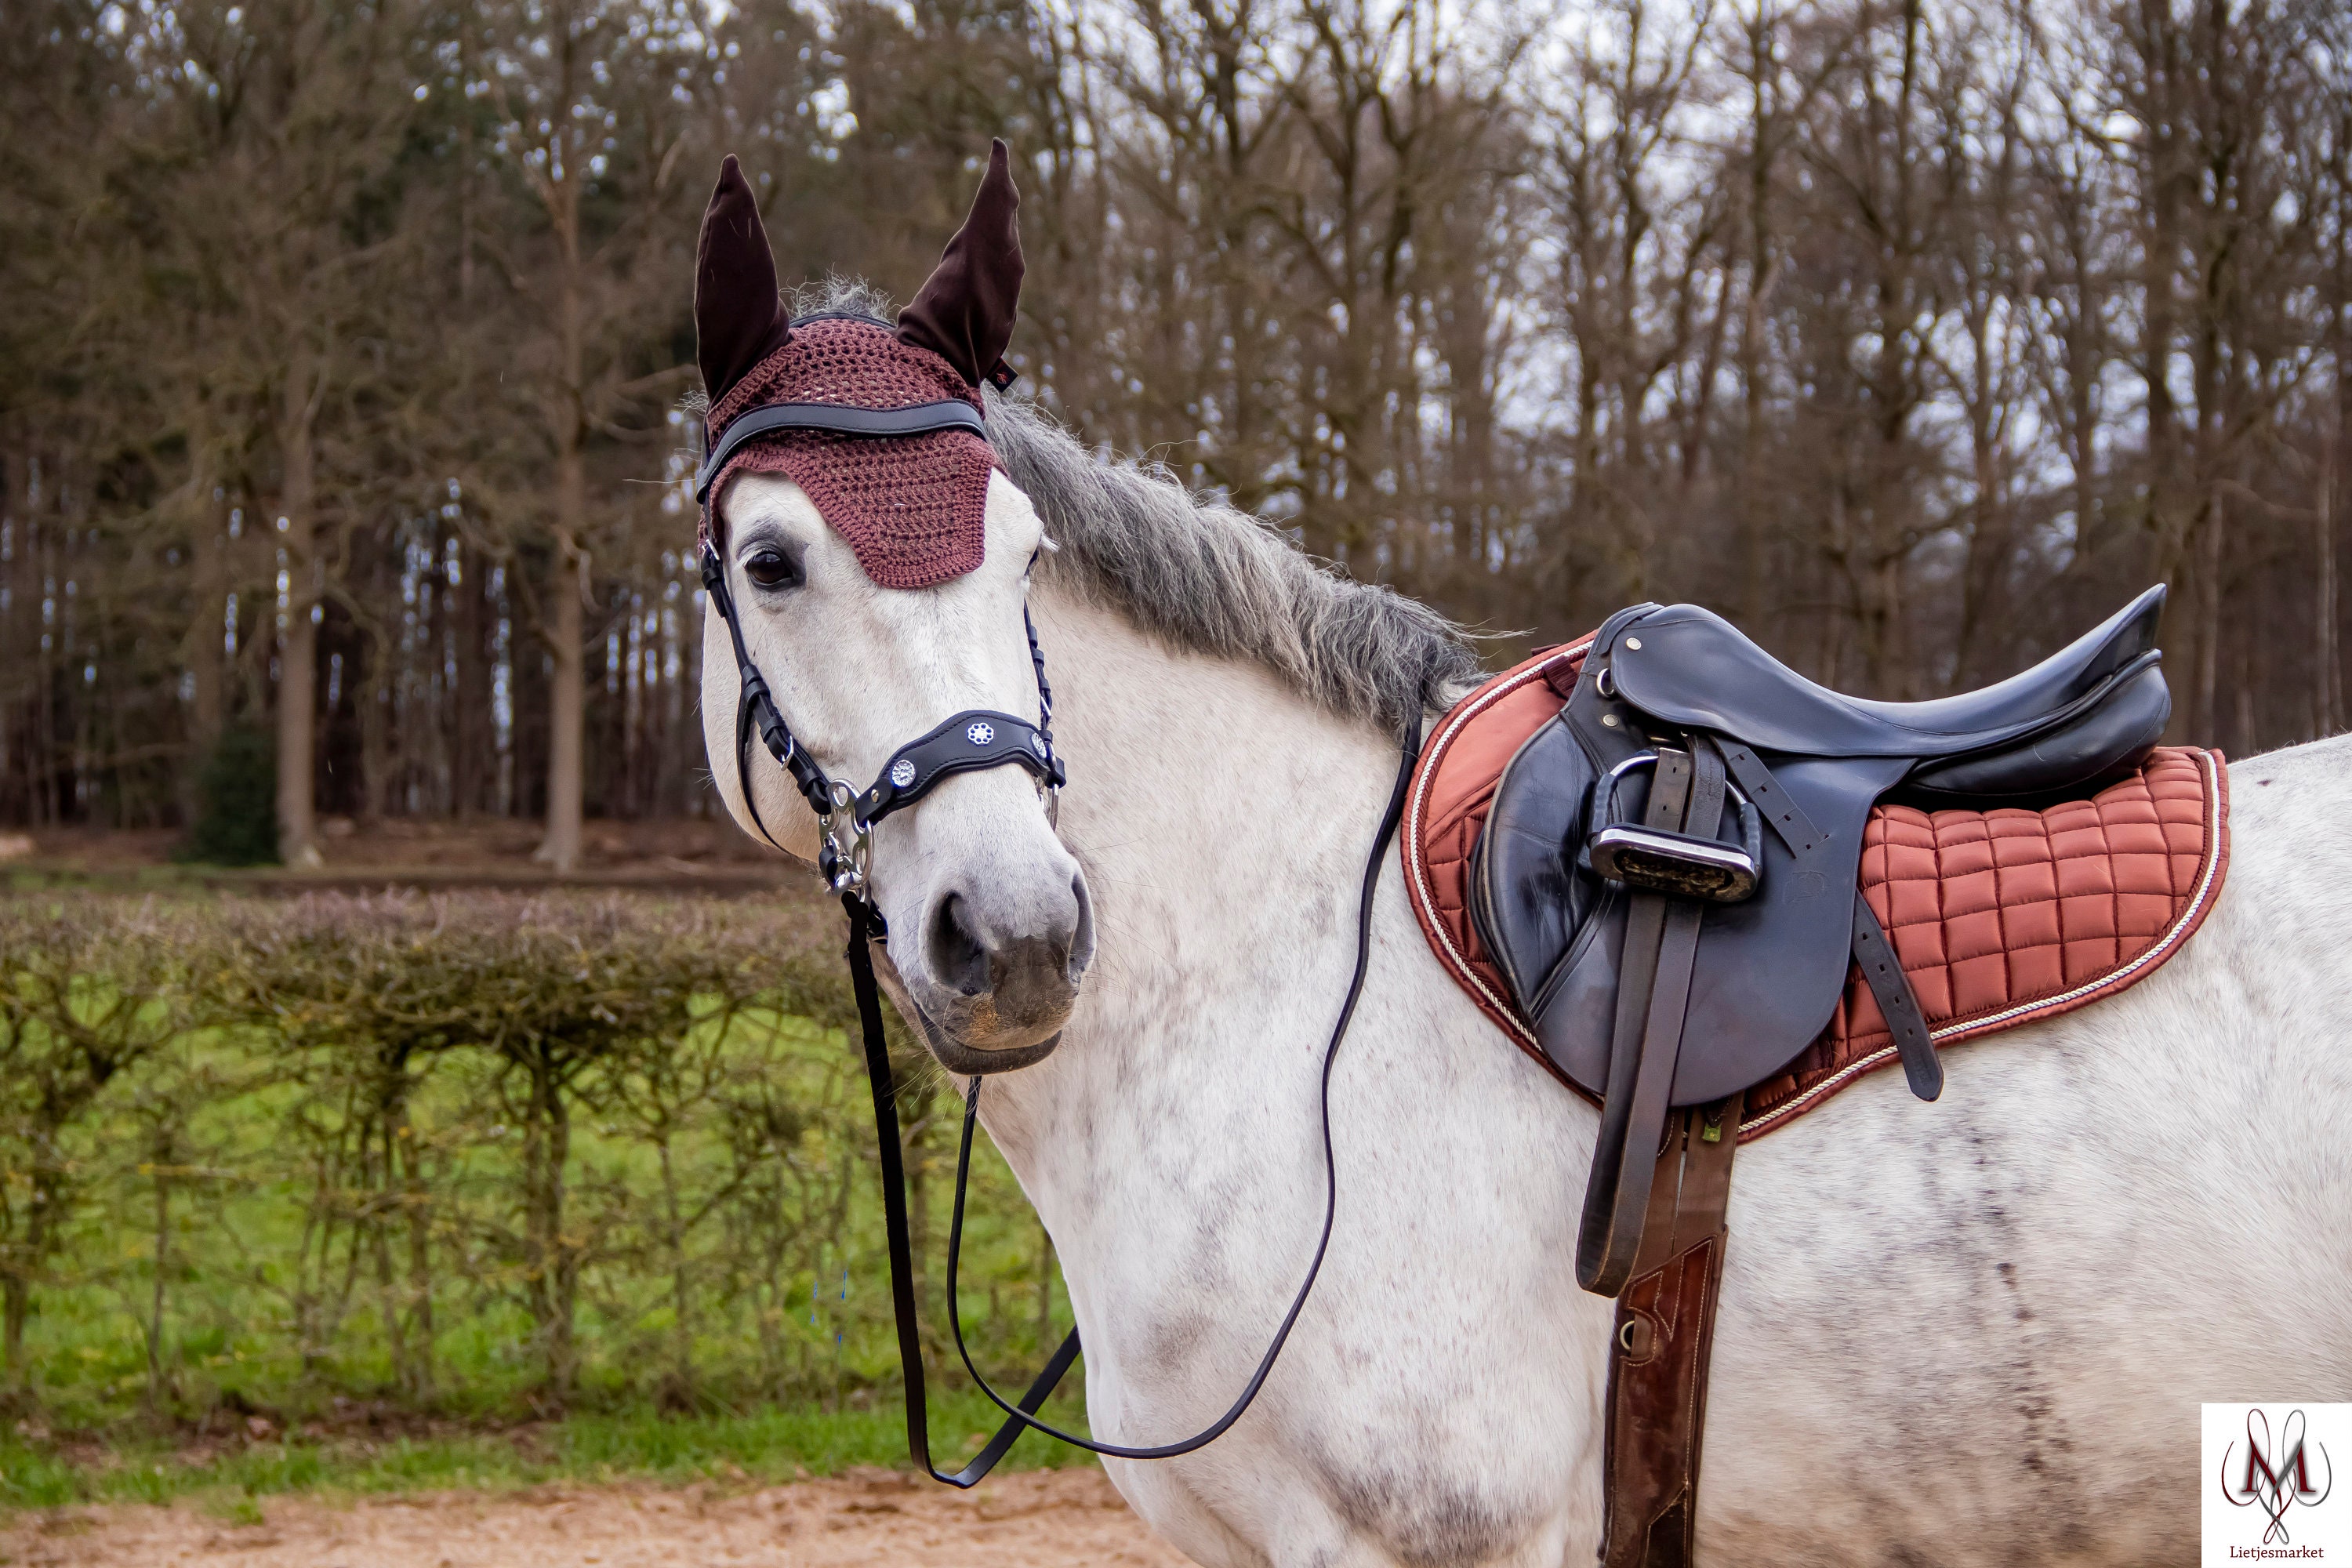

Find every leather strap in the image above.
[848,893,1083,1487]
[1850,894,1944,1101]
[855,707,1063,827]
[1716,742,1824,858]
[1577,740,1727,1297]
[695,398,989,501]
[1601,1094,1741,1568]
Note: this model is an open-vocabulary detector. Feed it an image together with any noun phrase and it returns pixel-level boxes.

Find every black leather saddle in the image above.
[1470,586,2170,1296]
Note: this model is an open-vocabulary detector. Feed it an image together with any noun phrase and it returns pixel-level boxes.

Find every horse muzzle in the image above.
[894,866,1094,1073]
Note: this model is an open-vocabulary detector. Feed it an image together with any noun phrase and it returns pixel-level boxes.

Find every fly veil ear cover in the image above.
[694,143,1025,590]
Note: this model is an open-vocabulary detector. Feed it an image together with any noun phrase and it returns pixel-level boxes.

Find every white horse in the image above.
[699,351,2352,1566]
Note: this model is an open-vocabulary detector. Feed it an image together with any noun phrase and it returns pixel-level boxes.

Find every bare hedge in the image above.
[0,892,1053,1425]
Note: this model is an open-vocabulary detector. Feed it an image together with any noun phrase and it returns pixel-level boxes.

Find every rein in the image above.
[842,717,1420,1483]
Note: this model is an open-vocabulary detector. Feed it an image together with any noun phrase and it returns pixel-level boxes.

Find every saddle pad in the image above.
[1403,646,2230,1142]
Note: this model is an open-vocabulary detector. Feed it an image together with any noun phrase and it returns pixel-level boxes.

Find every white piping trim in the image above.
[1737,748,2227,1136]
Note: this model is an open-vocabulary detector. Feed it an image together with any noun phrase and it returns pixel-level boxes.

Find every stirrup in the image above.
[1586,751,1763,904]
[1589,822,1759,902]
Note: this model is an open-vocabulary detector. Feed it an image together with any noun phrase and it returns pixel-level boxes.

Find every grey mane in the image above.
[983,398,1481,735]
[784,278,1486,735]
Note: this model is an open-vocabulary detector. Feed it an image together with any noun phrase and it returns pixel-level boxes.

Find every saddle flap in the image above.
[1469,713,1601,1014]
[1472,702,1910,1105]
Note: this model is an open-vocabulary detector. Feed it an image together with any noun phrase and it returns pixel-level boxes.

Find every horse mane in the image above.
[779,278,1486,736]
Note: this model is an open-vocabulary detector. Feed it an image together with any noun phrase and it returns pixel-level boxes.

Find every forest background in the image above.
[3,0,2348,869]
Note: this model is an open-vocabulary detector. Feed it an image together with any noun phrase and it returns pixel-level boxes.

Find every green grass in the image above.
[0,1392,1094,1512]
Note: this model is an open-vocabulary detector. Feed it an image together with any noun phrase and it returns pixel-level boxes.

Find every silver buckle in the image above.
[822,781,873,894]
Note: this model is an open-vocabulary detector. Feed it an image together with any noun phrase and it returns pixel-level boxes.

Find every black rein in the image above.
[840,712,1421,1484]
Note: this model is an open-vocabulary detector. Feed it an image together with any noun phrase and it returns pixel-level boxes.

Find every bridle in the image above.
[696,387,1423,1487]
[695,540,1065,894]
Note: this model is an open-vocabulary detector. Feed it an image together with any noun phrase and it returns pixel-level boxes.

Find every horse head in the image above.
[692,143,1092,1074]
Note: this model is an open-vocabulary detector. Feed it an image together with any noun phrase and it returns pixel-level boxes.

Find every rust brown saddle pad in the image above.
[1403,642,2230,1139]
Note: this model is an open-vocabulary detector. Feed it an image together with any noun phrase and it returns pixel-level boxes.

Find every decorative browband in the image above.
[694,399,990,503]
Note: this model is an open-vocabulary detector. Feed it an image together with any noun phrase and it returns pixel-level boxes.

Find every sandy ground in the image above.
[0,1468,1195,1568]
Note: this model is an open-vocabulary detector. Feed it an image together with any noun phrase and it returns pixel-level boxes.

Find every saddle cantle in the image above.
[1405,588,2227,1568]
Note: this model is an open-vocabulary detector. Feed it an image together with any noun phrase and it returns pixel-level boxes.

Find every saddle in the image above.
[1414,586,2229,1568]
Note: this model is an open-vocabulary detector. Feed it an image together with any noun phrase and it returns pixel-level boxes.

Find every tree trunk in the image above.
[275,359,325,868]
[360,579,391,822]
[522,1053,576,1399]
[1,1275,25,1395]
[181,485,229,824]
[2,1146,57,1391]
[535,158,588,874]
[394,1092,435,1399]
[2317,430,2339,739]
[659,1137,693,1407]
[536,524,587,873]
[145,1171,172,1410]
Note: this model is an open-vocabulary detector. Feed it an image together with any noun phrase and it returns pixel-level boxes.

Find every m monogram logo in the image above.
[2218,1408,2334,1547]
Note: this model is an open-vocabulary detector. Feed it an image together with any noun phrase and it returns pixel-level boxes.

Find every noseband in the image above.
[698,387,1423,1490]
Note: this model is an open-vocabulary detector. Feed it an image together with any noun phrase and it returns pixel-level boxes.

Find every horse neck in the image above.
[971,586,1406,1195]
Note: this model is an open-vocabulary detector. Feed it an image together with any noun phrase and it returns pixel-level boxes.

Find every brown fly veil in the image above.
[693,143,1025,590]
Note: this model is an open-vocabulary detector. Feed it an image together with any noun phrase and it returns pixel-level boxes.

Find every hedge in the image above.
[0,891,1059,1430]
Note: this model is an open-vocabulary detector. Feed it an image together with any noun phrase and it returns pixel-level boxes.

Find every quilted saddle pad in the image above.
[1404,643,2230,1141]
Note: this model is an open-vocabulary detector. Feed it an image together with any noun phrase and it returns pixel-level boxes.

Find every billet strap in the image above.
[1601,1094,1741,1568]
[1578,739,1727,1297]
[1716,742,1824,858]
[1850,895,1944,1101]
[850,713,1424,1479]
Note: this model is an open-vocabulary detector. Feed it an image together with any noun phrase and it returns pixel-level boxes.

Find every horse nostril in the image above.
[927,891,991,996]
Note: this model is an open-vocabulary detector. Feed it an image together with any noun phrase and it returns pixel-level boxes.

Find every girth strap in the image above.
[1577,740,1727,1297]
[1600,1094,1741,1568]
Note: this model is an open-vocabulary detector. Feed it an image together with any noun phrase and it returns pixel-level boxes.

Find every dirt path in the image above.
[0,1468,1194,1568]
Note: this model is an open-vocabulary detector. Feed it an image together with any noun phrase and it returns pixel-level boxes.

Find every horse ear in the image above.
[898,140,1024,389]
[695,155,791,403]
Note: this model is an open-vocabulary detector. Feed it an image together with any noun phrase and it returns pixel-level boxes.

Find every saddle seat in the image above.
[1610,584,2169,802]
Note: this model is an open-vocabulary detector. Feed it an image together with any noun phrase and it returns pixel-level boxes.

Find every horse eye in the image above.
[743,549,800,590]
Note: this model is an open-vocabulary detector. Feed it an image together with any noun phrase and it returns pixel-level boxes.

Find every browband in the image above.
[695,399,990,503]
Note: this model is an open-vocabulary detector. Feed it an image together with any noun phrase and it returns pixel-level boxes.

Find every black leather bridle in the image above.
[698,387,1421,1487]
[696,540,1065,892]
